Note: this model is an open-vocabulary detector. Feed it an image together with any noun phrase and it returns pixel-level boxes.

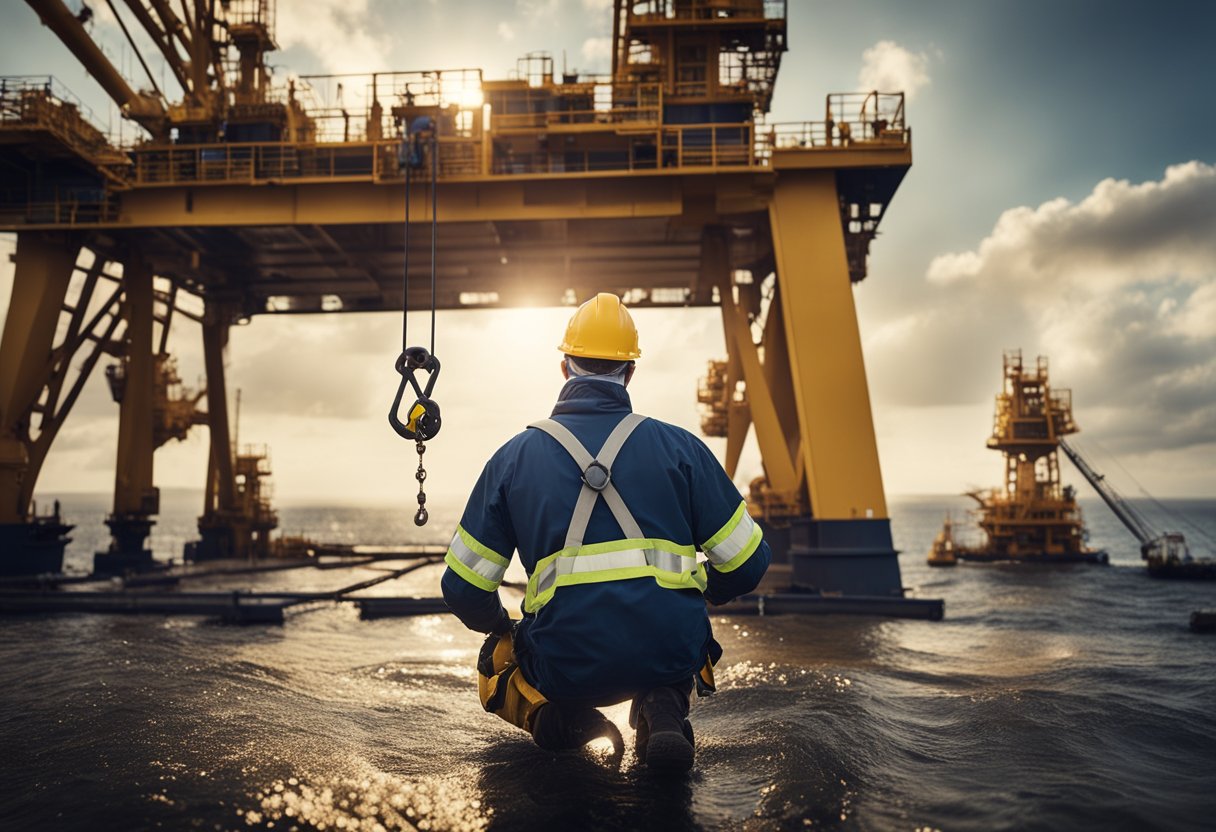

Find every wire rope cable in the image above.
[1083,437,1216,550]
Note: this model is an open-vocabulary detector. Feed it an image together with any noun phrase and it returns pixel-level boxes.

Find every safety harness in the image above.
[523,413,707,613]
[475,412,724,735]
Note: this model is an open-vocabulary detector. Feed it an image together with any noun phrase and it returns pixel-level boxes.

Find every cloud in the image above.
[858,40,932,101]
[517,0,561,21]
[581,36,611,68]
[497,21,516,41]
[276,0,389,73]
[227,314,398,420]
[867,161,1216,455]
[582,0,613,12]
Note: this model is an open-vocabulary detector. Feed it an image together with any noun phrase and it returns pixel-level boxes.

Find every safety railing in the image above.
[492,104,661,131]
[2,80,908,223]
[0,76,125,170]
[132,142,385,184]
[628,0,786,21]
[127,119,767,186]
[761,93,909,152]
[489,80,661,130]
[0,193,119,225]
[0,76,100,124]
[117,108,907,188]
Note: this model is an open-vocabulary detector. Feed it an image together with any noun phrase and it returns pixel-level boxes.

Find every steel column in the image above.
[95,248,158,574]
[766,170,902,596]
[0,233,77,574]
[770,171,887,519]
[0,233,78,522]
[193,306,239,560]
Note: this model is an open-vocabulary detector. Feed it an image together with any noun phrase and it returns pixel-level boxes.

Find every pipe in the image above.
[24,0,165,131]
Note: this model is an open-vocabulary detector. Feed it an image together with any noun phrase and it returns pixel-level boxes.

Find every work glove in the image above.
[488,607,514,635]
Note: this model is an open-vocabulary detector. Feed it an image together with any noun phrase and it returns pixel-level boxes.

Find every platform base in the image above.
[956,551,1109,565]
[721,592,944,620]
[1148,559,1216,579]
[760,516,906,596]
[92,549,157,576]
[184,525,235,562]
[0,589,284,624]
[0,521,72,576]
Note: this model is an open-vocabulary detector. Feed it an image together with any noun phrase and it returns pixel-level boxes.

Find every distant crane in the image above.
[1059,439,1213,578]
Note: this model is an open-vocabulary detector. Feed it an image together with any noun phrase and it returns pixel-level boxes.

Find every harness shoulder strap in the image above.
[528,413,648,548]
[528,418,593,469]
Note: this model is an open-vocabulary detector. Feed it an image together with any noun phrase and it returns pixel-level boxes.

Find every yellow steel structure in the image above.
[1,0,915,598]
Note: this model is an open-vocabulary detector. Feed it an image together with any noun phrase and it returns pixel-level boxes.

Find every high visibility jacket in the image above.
[441,378,771,706]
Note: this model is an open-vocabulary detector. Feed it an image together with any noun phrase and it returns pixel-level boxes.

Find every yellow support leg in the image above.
[762,171,902,596]
[0,233,77,574]
[0,234,77,521]
[96,249,158,574]
[192,306,241,561]
[770,171,887,520]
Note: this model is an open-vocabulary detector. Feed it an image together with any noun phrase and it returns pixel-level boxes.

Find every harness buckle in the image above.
[582,460,611,492]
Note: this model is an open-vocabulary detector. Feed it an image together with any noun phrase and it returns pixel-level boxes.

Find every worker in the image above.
[441,293,771,772]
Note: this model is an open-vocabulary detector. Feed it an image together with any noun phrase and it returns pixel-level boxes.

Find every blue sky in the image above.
[1,0,1213,505]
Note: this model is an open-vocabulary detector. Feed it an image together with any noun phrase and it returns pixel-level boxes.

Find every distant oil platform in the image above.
[929,351,1106,566]
[930,350,1214,577]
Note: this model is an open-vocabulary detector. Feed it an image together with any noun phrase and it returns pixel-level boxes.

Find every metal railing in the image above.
[763,92,908,151]
[628,0,786,21]
[0,72,910,225]
[82,106,910,192]
[127,120,764,186]
[0,76,125,170]
[0,194,119,224]
[492,104,661,131]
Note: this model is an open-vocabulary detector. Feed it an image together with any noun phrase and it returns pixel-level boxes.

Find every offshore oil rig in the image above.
[1,1,936,615]
[928,351,1107,566]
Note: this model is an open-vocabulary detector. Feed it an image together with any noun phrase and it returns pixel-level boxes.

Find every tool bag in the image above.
[477,629,549,733]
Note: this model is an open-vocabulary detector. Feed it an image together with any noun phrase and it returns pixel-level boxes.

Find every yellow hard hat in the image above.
[558,293,641,361]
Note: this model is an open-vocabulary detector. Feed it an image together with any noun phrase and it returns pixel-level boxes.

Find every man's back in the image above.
[443,377,770,705]
[440,291,769,769]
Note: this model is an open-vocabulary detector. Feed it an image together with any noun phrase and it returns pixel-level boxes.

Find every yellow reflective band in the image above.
[445,550,499,591]
[702,500,763,572]
[703,501,748,552]
[445,525,510,592]
[524,538,706,613]
[714,522,762,573]
[457,525,510,567]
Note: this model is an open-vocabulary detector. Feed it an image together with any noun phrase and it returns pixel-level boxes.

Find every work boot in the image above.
[634,685,694,773]
[531,704,624,755]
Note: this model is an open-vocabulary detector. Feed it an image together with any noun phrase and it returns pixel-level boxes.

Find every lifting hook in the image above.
[388,346,442,442]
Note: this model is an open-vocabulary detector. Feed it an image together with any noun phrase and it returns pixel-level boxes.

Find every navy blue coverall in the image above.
[442,377,771,707]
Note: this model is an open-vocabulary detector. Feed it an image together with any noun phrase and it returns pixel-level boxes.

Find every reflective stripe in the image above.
[445,525,509,592]
[525,538,706,613]
[522,414,715,612]
[703,501,763,572]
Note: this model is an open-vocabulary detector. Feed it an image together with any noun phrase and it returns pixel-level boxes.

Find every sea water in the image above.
[0,493,1213,831]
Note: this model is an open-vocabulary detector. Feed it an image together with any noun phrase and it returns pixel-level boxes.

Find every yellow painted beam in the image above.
[0,233,78,522]
[112,250,157,517]
[722,295,798,495]
[769,171,888,520]
[770,145,911,171]
[201,307,236,514]
[0,172,778,231]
